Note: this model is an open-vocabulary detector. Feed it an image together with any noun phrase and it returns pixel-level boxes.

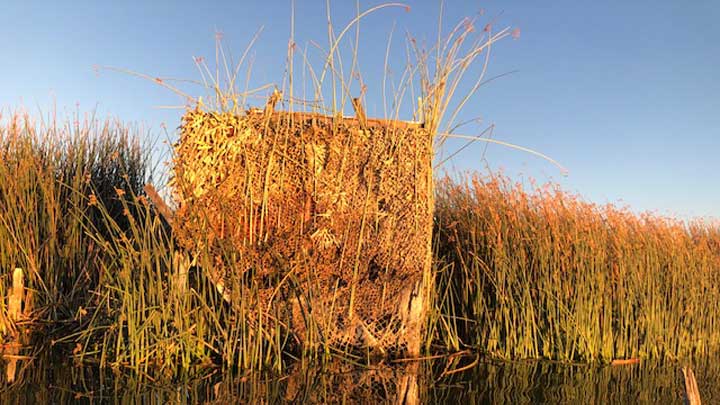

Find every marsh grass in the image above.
[2,111,720,385]
[3,2,719,388]
[80,195,304,377]
[0,110,144,328]
[99,1,521,368]
[433,173,720,363]
[0,110,151,381]
[0,110,297,381]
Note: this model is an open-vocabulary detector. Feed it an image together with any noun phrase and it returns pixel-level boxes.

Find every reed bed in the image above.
[150,2,515,361]
[3,3,719,388]
[2,112,720,385]
[0,111,158,376]
[77,192,287,377]
[0,111,145,335]
[433,173,720,363]
[0,111,306,382]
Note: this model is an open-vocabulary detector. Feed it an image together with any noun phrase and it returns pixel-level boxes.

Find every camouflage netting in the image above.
[171,106,433,353]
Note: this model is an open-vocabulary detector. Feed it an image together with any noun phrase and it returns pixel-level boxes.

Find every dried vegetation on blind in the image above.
[171,107,433,352]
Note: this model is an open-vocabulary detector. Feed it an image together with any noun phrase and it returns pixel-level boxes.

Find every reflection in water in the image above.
[431,358,720,404]
[2,354,719,403]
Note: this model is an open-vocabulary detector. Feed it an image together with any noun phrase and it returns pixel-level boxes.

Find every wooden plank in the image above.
[264,89,281,116]
[351,97,368,128]
[611,358,640,366]
[8,268,24,322]
[248,109,422,130]
[683,366,702,405]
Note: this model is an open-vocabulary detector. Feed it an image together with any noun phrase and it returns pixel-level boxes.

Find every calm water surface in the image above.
[1,355,717,403]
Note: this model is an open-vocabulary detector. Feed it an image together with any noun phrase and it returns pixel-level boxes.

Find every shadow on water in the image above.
[2,353,719,403]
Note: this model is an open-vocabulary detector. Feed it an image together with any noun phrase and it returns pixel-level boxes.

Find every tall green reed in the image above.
[79,194,294,377]
[0,110,293,381]
[0,111,145,330]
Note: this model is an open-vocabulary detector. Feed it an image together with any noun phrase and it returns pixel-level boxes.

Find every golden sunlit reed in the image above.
[433,173,720,363]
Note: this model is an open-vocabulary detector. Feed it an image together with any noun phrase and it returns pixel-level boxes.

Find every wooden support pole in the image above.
[351,97,368,128]
[265,90,281,115]
[5,268,25,383]
[399,280,427,357]
[683,366,702,405]
[8,268,24,323]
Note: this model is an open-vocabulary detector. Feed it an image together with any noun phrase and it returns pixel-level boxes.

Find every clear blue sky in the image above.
[1,1,718,219]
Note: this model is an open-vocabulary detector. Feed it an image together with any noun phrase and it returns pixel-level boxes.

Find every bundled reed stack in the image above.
[167,9,511,358]
[171,97,433,355]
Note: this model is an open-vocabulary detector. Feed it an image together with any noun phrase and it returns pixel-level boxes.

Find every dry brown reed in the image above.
[171,107,434,355]
[163,1,518,359]
[434,173,720,363]
[0,3,543,382]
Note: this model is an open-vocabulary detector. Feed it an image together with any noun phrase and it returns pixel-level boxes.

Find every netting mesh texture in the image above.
[172,108,433,351]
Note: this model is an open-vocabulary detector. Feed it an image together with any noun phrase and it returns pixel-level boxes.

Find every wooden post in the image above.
[683,366,702,405]
[397,362,420,405]
[5,268,25,383]
[399,279,427,357]
[351,97,368,128]
[8,268,24,322]
[398,131,435,358]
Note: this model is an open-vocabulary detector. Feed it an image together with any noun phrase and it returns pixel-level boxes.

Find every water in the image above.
[2,355,717,403]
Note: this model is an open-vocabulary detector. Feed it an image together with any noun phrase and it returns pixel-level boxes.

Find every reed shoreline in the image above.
[2,4,719,386]
[0,113,718,386]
